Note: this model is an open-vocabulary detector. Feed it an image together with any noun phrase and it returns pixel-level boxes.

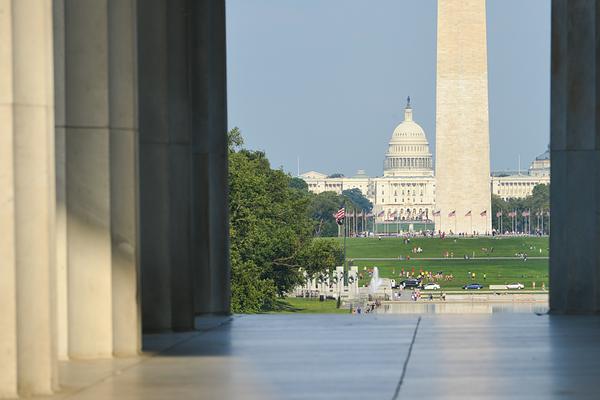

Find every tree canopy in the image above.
[228,128,343,312]
[491,184,550,233]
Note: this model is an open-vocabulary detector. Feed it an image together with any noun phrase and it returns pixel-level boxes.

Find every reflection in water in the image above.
[378,302,549,314]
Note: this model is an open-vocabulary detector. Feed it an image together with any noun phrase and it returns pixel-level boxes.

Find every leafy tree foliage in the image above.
[289,177,308,191]
[342,188,373,213]
[309,191,342,237]
[228,128,343,312]
[491,184,550,233]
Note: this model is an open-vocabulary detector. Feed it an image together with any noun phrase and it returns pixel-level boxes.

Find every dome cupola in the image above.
[383,97,433,177]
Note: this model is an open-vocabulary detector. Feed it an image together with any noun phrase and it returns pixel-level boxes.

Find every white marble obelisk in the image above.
[435,0,492,234]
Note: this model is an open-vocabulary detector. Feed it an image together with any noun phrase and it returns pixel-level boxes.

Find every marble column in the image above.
[0,0,57,395]
[550,0,600,313]
[65,0,113,358]
[52,0,69,362]
[138,0,173,332]
[108,0,141,355]
[191,0,231,316]
[139,0,230,331]
[0,1,18,395]
[138,0,195,332]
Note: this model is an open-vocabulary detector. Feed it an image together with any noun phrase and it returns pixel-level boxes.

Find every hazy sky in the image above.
[226,0,550,177]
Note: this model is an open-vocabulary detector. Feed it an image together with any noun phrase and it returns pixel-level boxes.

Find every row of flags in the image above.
[496,210,550,218]
[335,207,492,224]
[433,210,487,217]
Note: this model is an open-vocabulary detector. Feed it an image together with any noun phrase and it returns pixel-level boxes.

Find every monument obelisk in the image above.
[435,0,491,234]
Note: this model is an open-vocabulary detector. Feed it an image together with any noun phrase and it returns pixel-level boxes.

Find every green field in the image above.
[330,236,548,259]
[321,236,549,291]
[270,298,348,314]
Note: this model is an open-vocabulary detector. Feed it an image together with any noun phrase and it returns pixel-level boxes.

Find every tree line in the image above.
[491,184,550,234]
[228,128,343,313]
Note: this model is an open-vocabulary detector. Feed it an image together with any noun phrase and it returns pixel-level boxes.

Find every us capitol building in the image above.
[300,99,550,222]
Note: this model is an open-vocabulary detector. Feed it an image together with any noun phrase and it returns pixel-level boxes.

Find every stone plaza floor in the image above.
[39,312,600,399]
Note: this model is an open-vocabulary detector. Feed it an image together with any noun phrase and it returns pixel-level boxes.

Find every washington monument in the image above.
[435,0,492,234]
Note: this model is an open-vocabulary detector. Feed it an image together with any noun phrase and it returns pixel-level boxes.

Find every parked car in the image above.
[463,283,484,290]
[401,279,421,289]
[422,283,441,290]
[506,282,525,290]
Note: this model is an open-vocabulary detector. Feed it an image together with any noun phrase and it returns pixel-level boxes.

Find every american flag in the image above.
[480,210,487,217]
[389,210,398,218]
[508,211,516,217]
[377,210,385,217]
[465,210,472,217]
[448,210,456,217]
[433,210,441,217]
[522,210,530,217]
[496,211,502,217]
[335,207,345,225]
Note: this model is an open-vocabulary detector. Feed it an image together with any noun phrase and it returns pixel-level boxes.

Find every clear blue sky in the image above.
[226,0,550,176]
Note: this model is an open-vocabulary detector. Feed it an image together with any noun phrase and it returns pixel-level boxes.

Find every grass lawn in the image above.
[320,236,549,291]
[320,236,548,259]
[270,298,349,314]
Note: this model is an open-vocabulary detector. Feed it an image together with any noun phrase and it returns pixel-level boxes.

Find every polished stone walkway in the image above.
[40,313,600,399]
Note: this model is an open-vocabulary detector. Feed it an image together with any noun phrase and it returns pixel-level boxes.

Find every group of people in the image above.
[351,299,381,314]
[409,289,447,302]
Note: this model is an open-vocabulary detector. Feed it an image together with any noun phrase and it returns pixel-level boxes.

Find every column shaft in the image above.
[65,0,113,358]
[0,1,18,395]
[138,0,174,332]
[109,0,141,355]
[550,0,600,313]
[12,0,57,394]
[52,0,69,361]
[191,0,230,315]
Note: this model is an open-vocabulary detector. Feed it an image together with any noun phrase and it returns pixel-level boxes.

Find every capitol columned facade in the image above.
[300,99,550,223]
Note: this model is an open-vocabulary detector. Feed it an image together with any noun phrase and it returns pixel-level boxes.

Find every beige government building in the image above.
[300,101,550,223]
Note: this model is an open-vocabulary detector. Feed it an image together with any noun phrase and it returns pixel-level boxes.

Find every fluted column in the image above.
[191,0,230,316]
[550,0,600,313]
[108,0,140,355]
[138,0,195,332]
[64,0,113,358]
[0,2,18,395]
[0,0,57,395]
[52,0,69,362]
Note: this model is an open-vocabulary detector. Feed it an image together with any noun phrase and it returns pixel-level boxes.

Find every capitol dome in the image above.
[383,97,433,177]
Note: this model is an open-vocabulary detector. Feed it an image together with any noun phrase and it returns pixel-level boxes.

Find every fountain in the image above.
[369,267,383,295]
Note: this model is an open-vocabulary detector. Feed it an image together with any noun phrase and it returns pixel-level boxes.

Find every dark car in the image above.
[401,279,422,289]
[463,283,484,290]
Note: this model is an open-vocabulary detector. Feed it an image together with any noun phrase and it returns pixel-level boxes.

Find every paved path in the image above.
[37,313,600,399]
[351,256,549,261]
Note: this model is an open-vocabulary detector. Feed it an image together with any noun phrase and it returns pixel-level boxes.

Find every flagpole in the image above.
[343,203,347,286]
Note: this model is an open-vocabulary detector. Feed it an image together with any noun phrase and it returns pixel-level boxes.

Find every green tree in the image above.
[342,188,373,213]
[289,177,308,191]
[228,129,343,311]
[309,191,342,237]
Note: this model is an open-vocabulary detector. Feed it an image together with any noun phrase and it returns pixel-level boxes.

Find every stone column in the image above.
[108,0,141,355]
[64,0,113,358]
[52,0,69,362]
[138,0,173,332]
[138,0,195,332]
[191,0,231,316]
[0,2,18,395]
[0,0,57,395]
[550,0,600,313]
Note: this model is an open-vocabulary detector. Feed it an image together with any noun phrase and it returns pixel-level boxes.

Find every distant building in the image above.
[300,101,549,221]
[371,99,435,221]
[491,148,550,200]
